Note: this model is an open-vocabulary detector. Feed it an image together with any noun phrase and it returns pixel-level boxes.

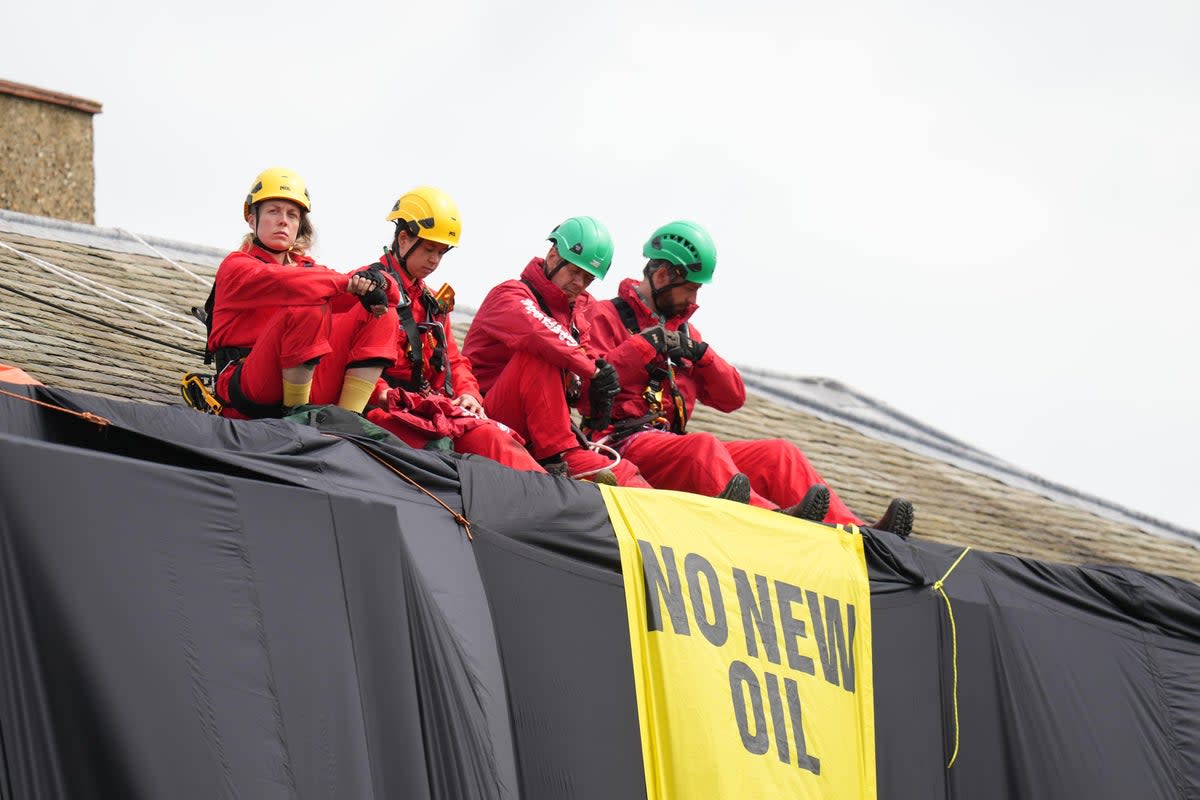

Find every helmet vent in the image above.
[665,233,699,258]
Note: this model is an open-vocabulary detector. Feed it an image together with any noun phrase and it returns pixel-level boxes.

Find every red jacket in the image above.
[371,252,480,401]
[586,278,745,426]
[462,258,597,395]
[208,245,355,350]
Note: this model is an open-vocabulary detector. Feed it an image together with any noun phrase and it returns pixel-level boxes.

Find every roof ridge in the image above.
[0,209,225,267]
[738,364,988,454]
[737,367,1199,546]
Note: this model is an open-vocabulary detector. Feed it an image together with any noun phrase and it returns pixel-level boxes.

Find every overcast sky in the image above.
[8,0,1199,532]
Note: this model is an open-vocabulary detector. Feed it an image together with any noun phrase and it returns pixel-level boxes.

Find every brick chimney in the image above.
[0,79,102,224]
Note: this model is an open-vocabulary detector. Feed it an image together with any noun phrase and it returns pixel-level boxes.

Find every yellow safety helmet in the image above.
[386,186,461,247]
[243,167,311,219]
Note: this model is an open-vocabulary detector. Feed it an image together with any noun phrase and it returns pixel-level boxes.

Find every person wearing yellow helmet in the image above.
[351,187,545,472]
[584,220,915,535]
[205,167,400,419]
[463,217,652,487]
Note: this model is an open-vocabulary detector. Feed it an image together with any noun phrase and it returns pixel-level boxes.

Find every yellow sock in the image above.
[337,375,376,413]
[282,378,312,409]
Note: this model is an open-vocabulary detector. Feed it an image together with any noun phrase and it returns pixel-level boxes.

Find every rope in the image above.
[343,437,474,541]
[1,384,467,537]
[572,439,623,479]
[0,239,204,338]
[932,546,972,769]
[0,387,111,427]
[117,227,211,285]
[0,281,206,358]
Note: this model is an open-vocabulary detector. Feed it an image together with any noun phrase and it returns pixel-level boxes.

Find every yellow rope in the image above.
[932,546,972,769]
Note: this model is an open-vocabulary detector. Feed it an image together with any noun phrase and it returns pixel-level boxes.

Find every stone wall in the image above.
[0,82,101,224]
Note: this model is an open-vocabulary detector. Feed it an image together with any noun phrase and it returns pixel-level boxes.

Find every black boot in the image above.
[539,454,570,478]
[716,473,752,504]
[872,498,915,538]
[779,484,830,522]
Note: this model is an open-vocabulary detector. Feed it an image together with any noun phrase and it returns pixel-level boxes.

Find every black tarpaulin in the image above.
[2,383,1199,799]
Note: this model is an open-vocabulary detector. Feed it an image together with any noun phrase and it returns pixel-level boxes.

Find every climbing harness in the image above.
[380,258,455,397]
[608,295,689,436]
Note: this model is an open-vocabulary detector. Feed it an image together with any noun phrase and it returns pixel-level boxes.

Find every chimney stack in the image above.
[0,79,102,224]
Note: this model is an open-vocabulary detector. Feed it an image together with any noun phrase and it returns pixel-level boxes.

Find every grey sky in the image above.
[7,0,1199,530]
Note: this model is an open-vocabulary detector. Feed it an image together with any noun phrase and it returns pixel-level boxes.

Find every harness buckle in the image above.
[180,372,223,415]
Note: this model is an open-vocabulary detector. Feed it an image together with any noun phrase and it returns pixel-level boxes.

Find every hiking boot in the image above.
[779,484,830,522]
[539,455,570,478]
[716,473,752,504]
[872,498,915,538]
[586,469,619,486]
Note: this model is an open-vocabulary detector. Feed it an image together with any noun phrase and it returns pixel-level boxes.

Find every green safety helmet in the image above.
[548,216,614,280]
[643,220,717,284]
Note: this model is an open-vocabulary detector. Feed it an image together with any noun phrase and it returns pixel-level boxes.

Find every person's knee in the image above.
[688,431,728,457]
[282,304,326,326]
[506,350,556,380]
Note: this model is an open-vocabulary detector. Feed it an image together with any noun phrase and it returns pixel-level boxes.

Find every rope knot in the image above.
[933,546,972,769]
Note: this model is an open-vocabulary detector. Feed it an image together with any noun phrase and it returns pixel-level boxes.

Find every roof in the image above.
[3,207,1198,583]
[0,209,218,403]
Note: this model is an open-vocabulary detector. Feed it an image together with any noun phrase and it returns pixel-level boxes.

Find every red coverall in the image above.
[358,253,542,472]
[208,245,399,419]
[463,259,652,487]
[586,278,863,525]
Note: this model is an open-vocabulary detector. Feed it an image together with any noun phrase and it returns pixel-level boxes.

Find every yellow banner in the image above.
[601,486,876,799]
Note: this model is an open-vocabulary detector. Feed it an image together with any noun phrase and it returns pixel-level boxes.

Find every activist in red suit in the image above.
[462,216,650,486]
[585,220,915,535]
[357,187,544,471]
[206,167,399,419]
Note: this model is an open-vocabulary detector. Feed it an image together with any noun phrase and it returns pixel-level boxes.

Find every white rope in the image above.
[117,227,211,285]
[0,239,205,340]
[571,439,623,478]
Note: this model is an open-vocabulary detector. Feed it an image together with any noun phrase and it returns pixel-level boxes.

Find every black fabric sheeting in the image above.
[2,386,522,796]
[460,451,623,571]
[868,538,1200,799]
[328,494,513,799]
[470,527,646,799]
[0,427,516,797]
[2,382,1200,798]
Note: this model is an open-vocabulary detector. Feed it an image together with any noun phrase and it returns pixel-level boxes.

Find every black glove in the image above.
[588,358,620,430]
[638,325,669,354]
[673,328,709,363]
[353,267,389,312]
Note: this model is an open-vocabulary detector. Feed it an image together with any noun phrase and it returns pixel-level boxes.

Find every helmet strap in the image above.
[252,237,287,255]
[645,263,686,312]
[544,252,567,282]
[251,206,289,256]
[390,222,422,280]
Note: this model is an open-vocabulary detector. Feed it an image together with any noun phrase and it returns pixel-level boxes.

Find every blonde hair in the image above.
[241,205,315,258]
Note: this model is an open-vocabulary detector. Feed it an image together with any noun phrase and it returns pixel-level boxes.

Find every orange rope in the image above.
[345,437,473,541]
[2,389,471,540]
[2,390,470,538]
[0,387,110,427]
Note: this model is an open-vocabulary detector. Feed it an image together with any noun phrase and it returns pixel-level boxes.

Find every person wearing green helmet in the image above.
[462,217,652,487]
[585,220,915,535]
